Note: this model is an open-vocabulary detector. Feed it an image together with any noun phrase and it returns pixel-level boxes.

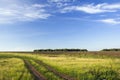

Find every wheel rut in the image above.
[24,60,47,80]
[34,60,76,80]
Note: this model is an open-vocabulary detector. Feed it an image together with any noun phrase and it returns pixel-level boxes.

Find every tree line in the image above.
[102,48,120,51]
[34,49,88,52]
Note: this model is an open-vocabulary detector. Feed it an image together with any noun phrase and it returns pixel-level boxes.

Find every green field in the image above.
[0,51,120,80]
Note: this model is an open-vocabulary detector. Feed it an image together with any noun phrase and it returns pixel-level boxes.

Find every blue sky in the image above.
[0,0,120,51]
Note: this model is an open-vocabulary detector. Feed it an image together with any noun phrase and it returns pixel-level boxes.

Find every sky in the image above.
[0,0,120,51]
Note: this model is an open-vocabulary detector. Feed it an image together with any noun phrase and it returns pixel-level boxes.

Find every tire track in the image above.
[24,60,47,80]
[34,60,76,80]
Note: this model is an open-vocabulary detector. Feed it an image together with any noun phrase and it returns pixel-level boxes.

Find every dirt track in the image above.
[24,60,47,80]
[34,60,76,80]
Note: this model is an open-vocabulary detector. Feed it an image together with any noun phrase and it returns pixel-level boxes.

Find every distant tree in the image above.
[34,48,88,52]
[102,48,120,51]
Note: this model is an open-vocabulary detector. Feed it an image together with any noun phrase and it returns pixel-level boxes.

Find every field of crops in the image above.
[0,51,120,80]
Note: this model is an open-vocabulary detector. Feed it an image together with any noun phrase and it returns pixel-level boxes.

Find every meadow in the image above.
[0,51,120,80]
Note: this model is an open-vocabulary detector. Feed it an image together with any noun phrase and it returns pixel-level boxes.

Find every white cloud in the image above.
[32,4,49,8]
[61,3,120,14]
[47,0,75,3]
[99,19,120,24]
[102,3,120,9]
[47,0,75,8]
[0,3,51,24]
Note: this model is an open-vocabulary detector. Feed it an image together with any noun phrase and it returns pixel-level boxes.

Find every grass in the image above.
[0,58,34,80]
[34,56,120,80]
[0,52,120,80]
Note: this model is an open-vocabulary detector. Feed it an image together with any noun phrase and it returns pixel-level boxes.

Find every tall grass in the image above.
[34,56,120,80]
[0,58,34,80]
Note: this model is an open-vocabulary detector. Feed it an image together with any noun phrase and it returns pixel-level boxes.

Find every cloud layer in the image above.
[1,0,120,24]
[99,19,120,24]
[61,3,120,14]
[0,1,51,24]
